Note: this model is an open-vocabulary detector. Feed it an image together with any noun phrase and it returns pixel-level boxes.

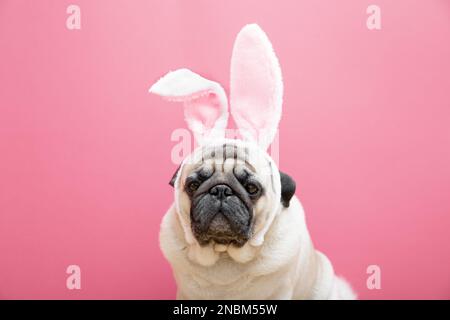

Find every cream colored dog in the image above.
[150,24,356,300]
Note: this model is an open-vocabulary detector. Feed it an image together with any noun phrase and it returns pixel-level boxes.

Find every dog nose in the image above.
[209,184,233,199]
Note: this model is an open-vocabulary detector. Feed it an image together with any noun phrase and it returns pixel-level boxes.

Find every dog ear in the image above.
[279,171,296,207]
[169,165,181,187]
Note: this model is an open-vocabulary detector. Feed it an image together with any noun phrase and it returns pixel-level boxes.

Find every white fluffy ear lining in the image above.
[149,68,229,145]
[230,24,283,151]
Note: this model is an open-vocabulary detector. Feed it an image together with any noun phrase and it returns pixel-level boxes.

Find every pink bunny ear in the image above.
[149,68,228,145]
[230,24,283,150]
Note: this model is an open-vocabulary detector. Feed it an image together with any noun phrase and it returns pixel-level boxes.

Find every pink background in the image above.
[1,0,449,299]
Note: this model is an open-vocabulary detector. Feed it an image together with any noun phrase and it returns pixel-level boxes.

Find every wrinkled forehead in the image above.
[182,140,275,179]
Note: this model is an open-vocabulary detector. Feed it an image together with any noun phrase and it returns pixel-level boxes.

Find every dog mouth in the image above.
[192,211,250,247]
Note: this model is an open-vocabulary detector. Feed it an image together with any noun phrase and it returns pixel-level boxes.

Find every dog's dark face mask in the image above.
[183,164,260,247]
[169,156,296,248]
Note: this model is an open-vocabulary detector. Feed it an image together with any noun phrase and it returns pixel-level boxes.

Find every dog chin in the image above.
[190,193,252,247]
[192,213,250,247]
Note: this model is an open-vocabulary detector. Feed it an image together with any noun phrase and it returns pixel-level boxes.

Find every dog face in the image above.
[170,140,295,262]
[183,144,262,247]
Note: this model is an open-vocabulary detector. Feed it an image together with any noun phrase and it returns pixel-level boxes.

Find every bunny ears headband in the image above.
[149,24,283,151]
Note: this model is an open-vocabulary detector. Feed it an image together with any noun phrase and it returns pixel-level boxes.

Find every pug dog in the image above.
[149,24,356,299]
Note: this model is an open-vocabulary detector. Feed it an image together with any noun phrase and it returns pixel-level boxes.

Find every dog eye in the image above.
[245,183,259,195]
[187,181,200,192]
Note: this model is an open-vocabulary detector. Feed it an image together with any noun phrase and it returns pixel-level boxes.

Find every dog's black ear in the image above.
[169,165,181,187]
[279,171,296,207]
